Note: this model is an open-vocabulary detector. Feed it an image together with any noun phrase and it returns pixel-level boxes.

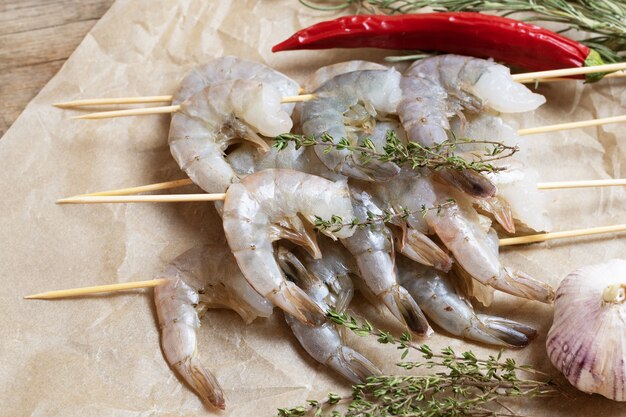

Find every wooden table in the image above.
[0,0,114,137]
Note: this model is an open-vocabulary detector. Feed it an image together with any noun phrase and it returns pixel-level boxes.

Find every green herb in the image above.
[278,310,558,417]
[274,130,518,175]
[299,0,626,63]
[312,199,456,232]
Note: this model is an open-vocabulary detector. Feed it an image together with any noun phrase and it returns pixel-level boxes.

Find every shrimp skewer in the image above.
[278,245,381,382]
[154,244,273,409]
[222,169,355,325]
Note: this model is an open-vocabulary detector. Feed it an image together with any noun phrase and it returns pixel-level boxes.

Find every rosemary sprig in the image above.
[278,310,558,417]
[273,130,518,174]
[299,0,626,62]
[312,199,456,232]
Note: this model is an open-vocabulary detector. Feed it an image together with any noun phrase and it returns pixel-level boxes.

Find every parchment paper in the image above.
[1,1,625,416]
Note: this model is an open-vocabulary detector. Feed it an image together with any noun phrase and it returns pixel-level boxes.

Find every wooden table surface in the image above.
[0,0,114,137]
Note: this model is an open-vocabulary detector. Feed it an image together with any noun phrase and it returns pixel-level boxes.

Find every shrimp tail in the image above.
[382,286,433,336]
[397,229,453,272]
[475,314,537,347]
[327,346,382,383]
[270,281,327,326]
[437,169,497,199]
[493,268,555,304]
[172,356,226,410]
[477,196,516,234]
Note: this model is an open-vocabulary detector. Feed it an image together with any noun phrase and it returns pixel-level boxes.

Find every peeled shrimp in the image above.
[173,56,300,112]
[426,185,555,303]
[168,79,293,195]
[222,169,355,325]
[341,190,432,336]
[363,169,453,271]
[278,246,381,383]
[397,256,536,347]
[450,113,551,233]
[301,69,402,181]
[399,54,545,147]
[303,60,387,93]
[154,244,272,409]
[280,236,358,312]
[398,55,544,198]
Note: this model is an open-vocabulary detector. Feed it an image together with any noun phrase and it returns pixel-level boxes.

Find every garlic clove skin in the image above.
[547,259,626,401]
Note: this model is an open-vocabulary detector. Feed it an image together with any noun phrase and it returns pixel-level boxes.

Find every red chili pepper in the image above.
[272,12,604,79]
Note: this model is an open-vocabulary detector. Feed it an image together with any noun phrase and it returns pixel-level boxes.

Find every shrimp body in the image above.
[278,245,381,383]
[397,257,536,347]
[364,170,453,271]
[341,190,432,336]
[168,80,293,194]
[426,190,554,303]
[173,56,300,111]
[222,169,355,325]
[301,69,402,181]
[154,245,272,409]
[303,60,387,92]
[399,55,545,147]
[449,113,550,233]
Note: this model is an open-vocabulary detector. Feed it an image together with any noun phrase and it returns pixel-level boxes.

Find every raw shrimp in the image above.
[168,79,293,194]
[222,169,355,325]
[302,60,387,92]
[300,69,403,181]
[154,244,273,409]
[426,185,555,303]
[398,55,545,198]
[280,236,358,312]
[173,56,300,112]
[341,190,433,336]
[399,54,546,147]
[278,246,381,383]
[450,113,551,233]
[362,169,453,272]
[397,256,536,347]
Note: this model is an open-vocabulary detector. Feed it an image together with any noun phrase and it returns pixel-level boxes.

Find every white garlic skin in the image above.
[547,259,626,401]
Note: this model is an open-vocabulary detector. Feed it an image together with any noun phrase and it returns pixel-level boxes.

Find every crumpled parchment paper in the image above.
[1,1,625,416]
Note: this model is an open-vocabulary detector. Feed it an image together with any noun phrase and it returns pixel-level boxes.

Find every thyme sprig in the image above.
[278,310,557,417]
[299,0,626,63]
[273,130,517,174]
[312,199,456,232]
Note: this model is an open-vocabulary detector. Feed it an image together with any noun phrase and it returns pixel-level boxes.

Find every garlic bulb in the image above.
[547,259,626,401]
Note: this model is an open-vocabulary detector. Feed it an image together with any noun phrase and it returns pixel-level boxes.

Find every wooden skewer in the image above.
[24,278,166,299]
[57,193,225,204]
[517,114,626,136]
[511,62,626,83]
[498,223,626,246]
[55,63,626,110]
[70,94,316,120]
[519,70,626,84]
[81,178,194,196]
[25,222,626,299]
[536,178,626,190]
[54,95,173,108]
[60,177,626,204]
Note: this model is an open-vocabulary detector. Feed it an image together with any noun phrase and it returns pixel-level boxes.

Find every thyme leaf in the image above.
[273,131,518,175]
[278,310,558,417]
